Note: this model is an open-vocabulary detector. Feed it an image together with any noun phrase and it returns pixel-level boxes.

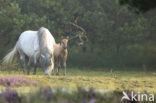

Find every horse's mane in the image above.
[38,27,49,53]
[38,27,56,55]
[37,27,55,74]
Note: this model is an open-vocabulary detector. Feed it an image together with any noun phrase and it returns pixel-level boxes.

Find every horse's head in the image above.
[61,36,69,50]
[41,49,54,75]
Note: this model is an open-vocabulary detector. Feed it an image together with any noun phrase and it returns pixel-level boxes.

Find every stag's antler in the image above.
[69,22,88,46]
[69,22,86,35]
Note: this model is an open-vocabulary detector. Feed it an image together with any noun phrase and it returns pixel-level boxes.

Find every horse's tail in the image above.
[2,45,18,65]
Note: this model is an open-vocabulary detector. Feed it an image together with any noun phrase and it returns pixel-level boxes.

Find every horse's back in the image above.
[17,30,39,57]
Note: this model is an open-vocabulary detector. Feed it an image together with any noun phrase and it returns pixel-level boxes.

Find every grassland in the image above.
[0,68,155,94]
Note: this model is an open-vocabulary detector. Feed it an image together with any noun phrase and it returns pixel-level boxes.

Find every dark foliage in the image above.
[119,0,156,13]
[0,0,155,68]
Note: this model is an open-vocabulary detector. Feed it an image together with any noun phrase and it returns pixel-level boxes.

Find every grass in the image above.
[0,68,156,94]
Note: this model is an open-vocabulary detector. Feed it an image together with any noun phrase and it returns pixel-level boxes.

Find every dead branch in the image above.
[69,22,86,35]
[69,22,88,42]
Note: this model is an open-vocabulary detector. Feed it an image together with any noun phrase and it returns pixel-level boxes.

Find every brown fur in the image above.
[54,36,69,76]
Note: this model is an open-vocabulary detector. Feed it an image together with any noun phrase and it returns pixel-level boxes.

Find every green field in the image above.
[0,68,155,94]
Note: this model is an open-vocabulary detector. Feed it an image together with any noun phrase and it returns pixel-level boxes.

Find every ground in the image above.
[0,68,155,94]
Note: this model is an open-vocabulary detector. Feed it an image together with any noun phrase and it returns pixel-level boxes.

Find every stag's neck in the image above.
[54,43,67,57]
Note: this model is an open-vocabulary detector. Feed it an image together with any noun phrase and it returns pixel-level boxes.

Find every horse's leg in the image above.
[27,58,31,75]
[63,58,67,76]
[51,57,55,75]
[19,54,26,75]
[33,53,38,75]
[51,56,55,74]
[33,60,37,75]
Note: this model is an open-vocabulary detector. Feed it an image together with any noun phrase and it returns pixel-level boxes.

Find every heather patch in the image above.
[0,87,155,103]
[2,89,21,103]
[0,76,38,87]
[0,70,156,92]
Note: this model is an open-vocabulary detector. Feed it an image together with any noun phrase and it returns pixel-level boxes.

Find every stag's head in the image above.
[61,36,69,50]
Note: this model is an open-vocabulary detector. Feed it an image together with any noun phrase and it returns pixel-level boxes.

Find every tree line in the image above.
[0,0,155,68]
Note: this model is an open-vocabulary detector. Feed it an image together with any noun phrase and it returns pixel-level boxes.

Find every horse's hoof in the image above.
[33,72,36,75]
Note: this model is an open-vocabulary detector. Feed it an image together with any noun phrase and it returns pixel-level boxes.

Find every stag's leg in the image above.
[56,58,58,75]
[63,59,67,76]
[27,58,31,75]
[19,55,26,75]
[56,58,61,75]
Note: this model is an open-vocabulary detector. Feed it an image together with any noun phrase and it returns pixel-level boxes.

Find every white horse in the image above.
[2,27,56,75]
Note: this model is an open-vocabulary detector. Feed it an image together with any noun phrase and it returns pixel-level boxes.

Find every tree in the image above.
[119,0,156,13]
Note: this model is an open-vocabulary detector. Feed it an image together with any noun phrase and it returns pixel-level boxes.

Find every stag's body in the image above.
[54,37,69,76]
